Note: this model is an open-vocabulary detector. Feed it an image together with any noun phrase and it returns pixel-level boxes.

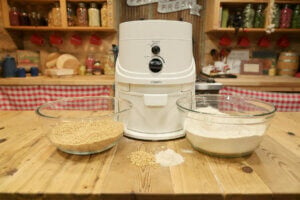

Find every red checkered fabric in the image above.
[220,86,300,112]
[0,85,112,110]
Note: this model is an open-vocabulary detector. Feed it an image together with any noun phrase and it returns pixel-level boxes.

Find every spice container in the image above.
[280,4,293,28]
[292,4,300,28]
[9,7,20,26]
[243,4,255,28]
[52,2,61,27]
[88,2,100,27]
[67,3,75,26]
[101,3,108,26]
[254,4,265,28]
[77,3,88,26]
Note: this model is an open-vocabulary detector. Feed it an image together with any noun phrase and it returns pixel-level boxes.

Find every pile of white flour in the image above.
[185,106,267,156]
[155,149,184,167]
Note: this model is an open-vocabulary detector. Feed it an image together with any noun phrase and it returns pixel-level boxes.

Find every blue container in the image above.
[16,68,26,77]
[2,55,17,78]
[30,67,39,76]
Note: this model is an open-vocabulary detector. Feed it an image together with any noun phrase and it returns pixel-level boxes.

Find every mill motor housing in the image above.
[115,20,195,140]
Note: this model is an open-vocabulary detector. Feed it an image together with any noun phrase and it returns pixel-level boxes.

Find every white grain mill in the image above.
[115,20,195,140]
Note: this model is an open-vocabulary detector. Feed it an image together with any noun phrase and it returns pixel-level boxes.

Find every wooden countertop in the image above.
[0,111,299,199]
[0,75,300,92]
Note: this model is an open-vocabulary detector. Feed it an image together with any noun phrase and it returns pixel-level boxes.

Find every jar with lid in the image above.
[280,4,293,28]
[67,3,75,26]
[88,3,100,27]
[243,4,255,28]
[85,54,95,75]
[292,4,300,28]
[101,3,108,27]
[77,3,88,26]
[52,2,62,27]
[9,7,20,26]
[254,4,265,28]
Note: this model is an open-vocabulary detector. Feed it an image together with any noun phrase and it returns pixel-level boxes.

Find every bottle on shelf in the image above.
[20,10,30,26]
[243,4,255,28]
[292,4,300,28]
[221,8,229,28]
[52,2,62,27]
[88,3,100,27]
[254,4,265,28]
[272,3,280,28]
[77,3,88,26]
[9,6,20,26]
[67,3,75,26]
[101,3,108,27]
[30,11,39,26]
[280,4,293,28]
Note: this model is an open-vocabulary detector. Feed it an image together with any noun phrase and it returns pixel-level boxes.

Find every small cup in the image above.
[16,68,26,78]
[30,67,39,76]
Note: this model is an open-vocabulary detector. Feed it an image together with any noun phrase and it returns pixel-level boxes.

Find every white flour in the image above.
[185,106,267,156]
[155,149,184,167]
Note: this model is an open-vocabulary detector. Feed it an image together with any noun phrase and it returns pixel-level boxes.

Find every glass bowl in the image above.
[36,96,132,155]
[177,94,276,157]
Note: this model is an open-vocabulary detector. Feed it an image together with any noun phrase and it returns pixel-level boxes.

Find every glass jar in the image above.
[52,2,62,27]
[77,3,88,26]
[254,4,265,28]
[67,3,75,26]
[104,52,115,75]
[280,4,293,28]
[292,4,300,28]
[85,54,95,75]
[30,11,38,26]
[101,3,108,27]
[243,4,255,28]
[88,3,100,27]
[9,7,20,26]
[272,3,280,28]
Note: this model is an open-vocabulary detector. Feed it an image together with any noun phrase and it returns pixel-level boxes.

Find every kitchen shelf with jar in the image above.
[1,0,116,32]
[205,0,300,33]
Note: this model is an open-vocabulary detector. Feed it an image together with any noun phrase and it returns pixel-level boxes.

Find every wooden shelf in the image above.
[220,0,268,3]
[215,75,300,92]
[4,26,116,32]
[67,0,107,2]
[0,75,115,86]
[206,28,266,33]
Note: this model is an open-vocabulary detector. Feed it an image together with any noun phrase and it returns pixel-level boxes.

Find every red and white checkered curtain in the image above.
[0,85,112,110]
[220,86,300,112]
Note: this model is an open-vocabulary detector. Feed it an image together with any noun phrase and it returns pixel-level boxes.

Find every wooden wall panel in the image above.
[0,1,18,53]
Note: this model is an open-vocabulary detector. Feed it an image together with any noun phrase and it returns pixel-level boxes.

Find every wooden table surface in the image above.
[0,111,299,200]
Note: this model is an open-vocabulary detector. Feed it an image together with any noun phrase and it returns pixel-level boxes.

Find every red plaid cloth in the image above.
[220,86,300,112]
[0,85,112,110]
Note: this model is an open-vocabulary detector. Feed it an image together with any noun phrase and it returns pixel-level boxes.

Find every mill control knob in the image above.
[151,46,160,54]
[149,58,163,73]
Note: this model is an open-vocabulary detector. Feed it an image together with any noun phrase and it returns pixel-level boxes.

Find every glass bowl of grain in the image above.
[36,96,132,155]
[176,94,276,158]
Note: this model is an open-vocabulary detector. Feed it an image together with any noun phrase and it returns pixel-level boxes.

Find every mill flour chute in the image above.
[115,20,196,140]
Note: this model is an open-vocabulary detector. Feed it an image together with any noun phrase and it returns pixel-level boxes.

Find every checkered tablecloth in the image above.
[0,85,112,110]
[220,86,300,112]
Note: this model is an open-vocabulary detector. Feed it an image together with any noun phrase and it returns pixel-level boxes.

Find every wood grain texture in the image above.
[0,111,299,199]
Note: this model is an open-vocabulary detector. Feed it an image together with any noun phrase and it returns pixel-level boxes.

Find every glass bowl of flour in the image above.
[36,96,132,155]
[177,94,276,157]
